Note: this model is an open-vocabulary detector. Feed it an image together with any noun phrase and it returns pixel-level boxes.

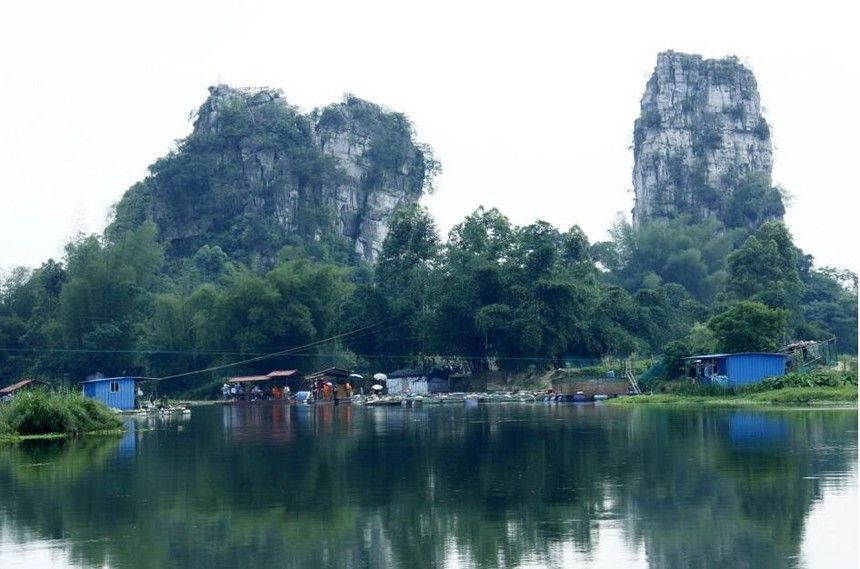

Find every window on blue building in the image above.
[110,381,120,393]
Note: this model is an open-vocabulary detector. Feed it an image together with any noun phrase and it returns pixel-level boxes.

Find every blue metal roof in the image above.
[79,376,136,384]
[683,353,788,360]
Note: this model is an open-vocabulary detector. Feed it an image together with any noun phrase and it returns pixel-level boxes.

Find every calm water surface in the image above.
[0,404,856,568]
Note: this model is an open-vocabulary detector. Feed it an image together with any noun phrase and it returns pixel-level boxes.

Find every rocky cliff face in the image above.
[315,96,430,260]
[111,85,436,263]
[632,52,780,227]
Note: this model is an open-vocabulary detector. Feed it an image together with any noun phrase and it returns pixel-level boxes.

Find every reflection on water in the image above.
[0,404,856,569]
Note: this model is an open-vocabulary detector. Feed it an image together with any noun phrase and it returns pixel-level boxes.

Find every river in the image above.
[0,403,856,568]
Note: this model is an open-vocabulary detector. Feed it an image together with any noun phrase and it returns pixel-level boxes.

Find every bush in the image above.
[643,110,662,127]
[753,118,770,140]
[638,361,666,389]
[748,385,858,404]
[746,369,858,392]
[840,356,858,375]
[0,390,122,436]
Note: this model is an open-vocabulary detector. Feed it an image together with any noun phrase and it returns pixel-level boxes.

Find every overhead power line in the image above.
[0,322,515,356]
[140,319,389,382]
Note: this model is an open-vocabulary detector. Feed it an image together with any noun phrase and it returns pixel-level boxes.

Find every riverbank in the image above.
[170,385,859,409]
[0,429,124,445]
[606,385,858,407]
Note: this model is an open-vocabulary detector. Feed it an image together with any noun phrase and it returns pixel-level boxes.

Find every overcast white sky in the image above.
[1,0,858,275]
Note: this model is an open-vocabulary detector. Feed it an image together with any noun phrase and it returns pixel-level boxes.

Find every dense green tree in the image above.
[725,222,803,310]
[799,267,858,352]
[599,216,746,303]
[662,339,692,379]
[588,286,642,355]
[188,260,351,365]
[2,192,857,393]
[46,223,163,378]
[685,322,718,355]
[661,248,709,299]
[375,204,440,291]
[0,260,68,383]
[344,205,440,361]
[443,213,615,363]
[708,301,789,352]
[721,172,786,230]
[105,181,153,242]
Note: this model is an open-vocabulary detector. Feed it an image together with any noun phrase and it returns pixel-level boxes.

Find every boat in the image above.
[367,396,404,407]
[572,391,589,402]
[404,395,424,407]
[159,406,190,415]
[594,394,609,401]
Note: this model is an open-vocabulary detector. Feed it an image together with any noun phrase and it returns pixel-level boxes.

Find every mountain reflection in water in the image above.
[0,404,856,569]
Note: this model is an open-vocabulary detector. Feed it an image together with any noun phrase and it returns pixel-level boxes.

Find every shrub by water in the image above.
[0,390,121,436]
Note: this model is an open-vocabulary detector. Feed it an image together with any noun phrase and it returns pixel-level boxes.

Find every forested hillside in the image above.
[0,202,855,392]
[0,73,856,392]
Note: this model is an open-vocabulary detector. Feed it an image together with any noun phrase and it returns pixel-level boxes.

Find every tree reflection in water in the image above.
[0,405,855,569]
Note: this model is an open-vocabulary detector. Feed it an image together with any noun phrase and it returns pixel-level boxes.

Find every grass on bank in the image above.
[608,385,857,407]
[610,368,858,407]
[0,389,122,442]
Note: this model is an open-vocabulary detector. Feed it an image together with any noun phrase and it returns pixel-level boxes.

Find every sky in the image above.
[1,0,858,275]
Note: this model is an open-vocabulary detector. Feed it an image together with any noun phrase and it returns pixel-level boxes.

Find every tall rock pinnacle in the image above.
[632,52,781,228]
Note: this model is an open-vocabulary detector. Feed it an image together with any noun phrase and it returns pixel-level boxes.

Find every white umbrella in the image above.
[371,384,384,391]
[373,373,387,381]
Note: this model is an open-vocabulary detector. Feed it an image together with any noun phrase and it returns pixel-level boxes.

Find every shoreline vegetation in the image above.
[176,366,858,409]
[0,390,122,444]
[174,387,857,409]
[606,386,858,408]
[0,429,124,445]
[608,367,858,407]
[2,368,855,444]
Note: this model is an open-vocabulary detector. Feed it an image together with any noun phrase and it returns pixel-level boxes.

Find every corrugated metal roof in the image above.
[266,370,301,378]
[0,379,36,395]
[229,375,271,383]
[306,368,354,380]
[683,352,789,360]
[388,368,423,378]
[79,376,135,384]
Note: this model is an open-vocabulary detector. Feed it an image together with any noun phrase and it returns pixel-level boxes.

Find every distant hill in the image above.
[108,85,438,265]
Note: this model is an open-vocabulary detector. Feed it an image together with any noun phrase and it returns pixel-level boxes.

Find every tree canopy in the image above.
[0,204,855,391]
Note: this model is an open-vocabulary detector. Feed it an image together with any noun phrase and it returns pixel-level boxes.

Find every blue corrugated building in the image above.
[683,353,788,386]
[81,377,136,410]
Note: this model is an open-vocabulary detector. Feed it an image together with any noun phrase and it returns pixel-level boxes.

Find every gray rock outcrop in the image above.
[632,51,777,226]
[113,85,436,263]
